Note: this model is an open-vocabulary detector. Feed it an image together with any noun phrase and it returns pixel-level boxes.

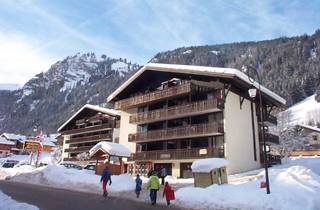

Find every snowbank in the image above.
[191,158,228,173]
[176,157,320,210]
[9,165,135,193]
[0,190,38,210]
[0,153,54,165]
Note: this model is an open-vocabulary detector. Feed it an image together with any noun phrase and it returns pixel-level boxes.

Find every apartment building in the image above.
[58,104,120,162]
[107,63,286,177]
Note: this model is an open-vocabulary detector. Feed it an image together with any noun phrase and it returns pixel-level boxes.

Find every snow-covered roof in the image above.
[107,63,286,106]
[0,136,15,145]
[42,139,56,147]
[57,104,121,132]
[89,141,131,157]
[191,158,229,173]
[297,124,320,133]
[1,133,27,142]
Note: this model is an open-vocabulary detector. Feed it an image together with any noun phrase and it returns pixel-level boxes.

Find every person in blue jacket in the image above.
[135,174,142,198]
[100,166,112,197]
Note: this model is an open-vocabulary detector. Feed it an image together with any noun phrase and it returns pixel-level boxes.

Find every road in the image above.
[0,181,182,210]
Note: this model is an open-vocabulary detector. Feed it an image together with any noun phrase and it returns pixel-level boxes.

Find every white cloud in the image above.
[0,31,57,85]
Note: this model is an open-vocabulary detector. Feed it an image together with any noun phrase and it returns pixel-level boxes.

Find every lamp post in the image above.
[244,65,271,194]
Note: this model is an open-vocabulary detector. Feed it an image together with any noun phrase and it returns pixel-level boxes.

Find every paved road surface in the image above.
[0,181,182,210]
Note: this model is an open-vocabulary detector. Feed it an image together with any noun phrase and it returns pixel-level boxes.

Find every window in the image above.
[313,135,318,141]
[191,138,209,148]
[138,124,148,132]
[167,141,177,149]
[181,140,191,149]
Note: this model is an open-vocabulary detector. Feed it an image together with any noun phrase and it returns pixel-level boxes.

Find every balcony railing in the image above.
[257,113,277,126]
[64,146,93,153]
[260,132,280,144]
[130,99,224,124]
[128,123,224,142]
[62,123,113,135]
[65,134,111,144]
[115,82,193,110]
[129,147,224,161]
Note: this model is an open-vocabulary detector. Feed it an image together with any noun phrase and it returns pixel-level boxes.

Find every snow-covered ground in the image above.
[0,190,38,210]
[175,156,320,210]
[1,156,320,210]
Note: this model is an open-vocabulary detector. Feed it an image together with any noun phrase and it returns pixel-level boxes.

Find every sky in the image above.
[0,0,319,86]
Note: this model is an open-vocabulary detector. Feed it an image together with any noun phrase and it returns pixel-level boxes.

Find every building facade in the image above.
[107,63,285,177]
[0,133,27,154]
[58,104,120,162]
[0,136,15,157]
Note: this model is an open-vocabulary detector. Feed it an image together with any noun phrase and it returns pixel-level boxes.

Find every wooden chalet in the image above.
[58,104,120,162]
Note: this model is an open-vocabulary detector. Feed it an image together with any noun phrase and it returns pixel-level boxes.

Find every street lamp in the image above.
[244,65,271,194]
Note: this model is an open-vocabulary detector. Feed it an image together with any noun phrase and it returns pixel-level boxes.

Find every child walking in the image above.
[100,166,112,197]
[163,182,175,205]
[135,174,142,198]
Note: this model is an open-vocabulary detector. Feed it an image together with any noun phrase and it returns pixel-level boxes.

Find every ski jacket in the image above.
[163,184,175,201]
[147,175,160,190]
[135,177,142,191]
[100,169,111,183]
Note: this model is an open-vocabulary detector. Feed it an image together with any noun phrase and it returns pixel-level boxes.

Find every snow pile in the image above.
[191,158,229,173]
[89,141,131,157]
[0,191,38,210]
[9,165,135,193]
[175,157,320,210]
[0,165,36,179]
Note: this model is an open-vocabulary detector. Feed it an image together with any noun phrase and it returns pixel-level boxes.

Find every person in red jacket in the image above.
[163,182,175,205]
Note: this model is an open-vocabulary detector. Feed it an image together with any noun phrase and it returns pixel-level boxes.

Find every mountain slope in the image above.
[278,94,320,128]
[1,31,320,135]
[151,30,320,106]
[0,53,139,135]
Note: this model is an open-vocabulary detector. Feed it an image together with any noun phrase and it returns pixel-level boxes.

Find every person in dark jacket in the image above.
[160,166,167,185]
[100,166,112,197]
[135,174,142,198]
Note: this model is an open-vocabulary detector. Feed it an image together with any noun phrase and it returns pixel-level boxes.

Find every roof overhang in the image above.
[107,63,286,107]
[57,104,120,132]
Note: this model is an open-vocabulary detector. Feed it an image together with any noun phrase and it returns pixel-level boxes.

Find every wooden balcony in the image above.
[115,82,193,110]
[258,114,277,126]
[64,146,93,153]
[62,123,113,135]
[129,147,224,161]
[128,123,224,142]
[65,134,111,144]
[260,132,280,144]
[130,99,224,124]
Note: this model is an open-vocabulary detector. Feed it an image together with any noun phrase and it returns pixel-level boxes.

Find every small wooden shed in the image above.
[191,158,229,188]
[89,141,131,175]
